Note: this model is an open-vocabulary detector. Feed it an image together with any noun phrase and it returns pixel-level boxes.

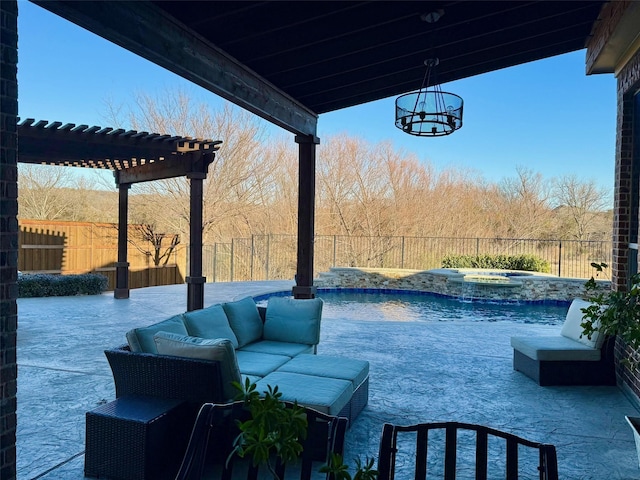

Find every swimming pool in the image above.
[255,289,569,325]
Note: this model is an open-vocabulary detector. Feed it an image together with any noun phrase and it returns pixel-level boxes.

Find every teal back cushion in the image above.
[125,315,188,353]
[222,296,264,348]
[153,332,241,401]
[183,304,239,348]
[263,297,323,345]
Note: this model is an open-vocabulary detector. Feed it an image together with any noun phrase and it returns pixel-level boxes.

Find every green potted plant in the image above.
[230,379,378,480]
[581,262,640,356]
[320,453,378,480]
[230,380,308,480]
[581,262,640,465]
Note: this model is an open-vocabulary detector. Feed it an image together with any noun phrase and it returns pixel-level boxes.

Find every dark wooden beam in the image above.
[31,0,318,137]
[115,184,130,299]
[115,153,215,185]
[187,173,206,311]
[292,134,319,299]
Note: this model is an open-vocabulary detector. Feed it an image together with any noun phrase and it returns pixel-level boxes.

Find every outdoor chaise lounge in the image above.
[510,298,616,386]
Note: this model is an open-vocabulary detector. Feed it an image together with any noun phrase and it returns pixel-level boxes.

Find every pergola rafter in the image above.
[17,118,222,311]
[18,118,221,178]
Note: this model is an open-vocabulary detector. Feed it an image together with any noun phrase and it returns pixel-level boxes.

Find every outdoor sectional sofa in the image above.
[85,295,369,479]
[107,295,369,421]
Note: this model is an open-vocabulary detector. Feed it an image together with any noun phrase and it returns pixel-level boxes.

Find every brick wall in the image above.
[0,1,18,479]
[611,74,634,291]
[589,0,640,403]
[614,46,640,402]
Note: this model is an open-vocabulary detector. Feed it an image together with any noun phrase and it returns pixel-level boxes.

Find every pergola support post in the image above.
[187,173,206,311]
[292,134,320,299]
[114,183,131,299]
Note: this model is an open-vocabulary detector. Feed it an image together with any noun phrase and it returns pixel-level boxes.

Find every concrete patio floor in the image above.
[16,281,640,479]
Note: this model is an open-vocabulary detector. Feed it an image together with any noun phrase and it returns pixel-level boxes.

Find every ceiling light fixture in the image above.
[394,11,463,137]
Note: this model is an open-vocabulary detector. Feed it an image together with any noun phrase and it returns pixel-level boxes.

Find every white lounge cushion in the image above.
[153,332,241,401]
[511,335,601,362]
[561,298,602,348]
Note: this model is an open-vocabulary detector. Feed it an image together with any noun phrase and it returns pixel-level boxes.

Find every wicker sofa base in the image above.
[106,346,369,424]
[344,376,369,423]
[513,349,616,387]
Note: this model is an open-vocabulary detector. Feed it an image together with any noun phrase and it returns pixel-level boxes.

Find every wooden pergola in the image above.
[17,118,222,311]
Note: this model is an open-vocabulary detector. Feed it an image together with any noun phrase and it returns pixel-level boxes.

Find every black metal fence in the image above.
[198,235,612,282]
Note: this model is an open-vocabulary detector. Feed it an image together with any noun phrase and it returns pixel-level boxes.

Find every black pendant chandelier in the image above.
[395,11,464,137]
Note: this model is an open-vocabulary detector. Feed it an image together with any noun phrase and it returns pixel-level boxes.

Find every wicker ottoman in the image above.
[275,354,370,422]
[85,395,189,480]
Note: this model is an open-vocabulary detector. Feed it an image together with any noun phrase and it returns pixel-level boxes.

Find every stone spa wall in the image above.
[315,267,611,302]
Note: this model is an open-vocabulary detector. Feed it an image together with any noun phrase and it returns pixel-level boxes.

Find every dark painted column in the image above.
[187,172,206,311]
[114,183,131,299]
[293,134,320,299]
[1,2,18,479]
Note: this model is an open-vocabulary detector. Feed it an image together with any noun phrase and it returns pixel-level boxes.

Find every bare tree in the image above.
[129,224,181,266]
[316,134,360,236]
[381,142,434,237]
[104,89,277,243]
[253,138,299,235]
[487,166,554,239]
[423,168,494,238]
[551,174,613,241]
[17,164,110,221]
[98,88,613,262]
[127,193,182,266]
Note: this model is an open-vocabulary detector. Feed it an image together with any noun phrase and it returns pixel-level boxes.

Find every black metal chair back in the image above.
[377,421,558,480]
[175,401,348,480]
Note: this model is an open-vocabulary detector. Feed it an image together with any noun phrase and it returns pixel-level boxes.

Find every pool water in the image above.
[314,290,568,325]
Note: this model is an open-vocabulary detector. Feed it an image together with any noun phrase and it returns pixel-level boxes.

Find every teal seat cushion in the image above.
[125,315,188,353]
[223,297,264,348]
[255,371,353,416]
[183,304,239,348]
[276,354,369,388]
[263,297,323,345]
[239,340,313,357]
[153,332,241,401]
[235,350,291,377]
[510,335,601,361]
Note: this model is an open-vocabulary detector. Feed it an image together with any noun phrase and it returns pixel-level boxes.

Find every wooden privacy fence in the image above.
[19,219,185,290]
[200,234,613,282]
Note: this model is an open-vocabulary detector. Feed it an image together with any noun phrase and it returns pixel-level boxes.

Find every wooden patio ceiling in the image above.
[32,1,607,136]
[17,118,222,184]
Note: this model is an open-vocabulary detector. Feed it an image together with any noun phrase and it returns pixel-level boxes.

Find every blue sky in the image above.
[17,1,617,194]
